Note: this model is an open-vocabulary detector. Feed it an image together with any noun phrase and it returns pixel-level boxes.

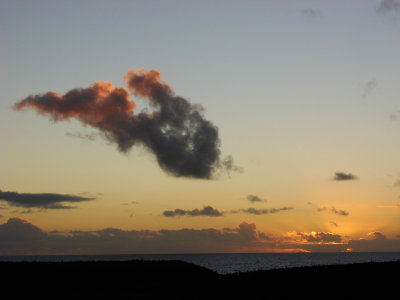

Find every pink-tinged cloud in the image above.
[14,69,240,179]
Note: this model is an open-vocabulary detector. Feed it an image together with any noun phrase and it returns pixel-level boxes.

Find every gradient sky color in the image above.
[1,0,399,254]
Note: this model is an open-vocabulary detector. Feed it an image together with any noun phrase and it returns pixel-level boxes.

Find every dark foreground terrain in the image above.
[2,259,399,299]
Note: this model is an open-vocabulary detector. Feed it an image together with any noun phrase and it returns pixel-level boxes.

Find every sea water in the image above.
[1,252,399,274]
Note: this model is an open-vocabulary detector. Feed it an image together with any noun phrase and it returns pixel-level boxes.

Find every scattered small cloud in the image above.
[330,222,338,227]
[163,206,223,217]
[362,79,378,99]
[231,207,294,215]
[318,206,349,216]
[333,172,358,181]
[243,207,293,215]
[376,0,400,13]
[246,195,267,203]
[393,179,400,187]
[0,189,94,209]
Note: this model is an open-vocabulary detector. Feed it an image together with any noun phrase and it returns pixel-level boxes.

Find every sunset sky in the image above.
[1,0,399,254]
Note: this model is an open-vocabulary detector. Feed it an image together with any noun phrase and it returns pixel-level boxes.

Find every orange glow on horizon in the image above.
[229,247,311,253]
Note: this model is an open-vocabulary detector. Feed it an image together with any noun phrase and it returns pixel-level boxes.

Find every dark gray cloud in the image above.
[163,206,223,217]
[0,189,94,209]
[376,0,400,13]
[0,218,45,241]
[14,69,240,179]
[317,206,349,216]
[233,207,293,215]
[65,131,98,141]
[362,79,377,99]
[0,218,272,255]
[247,195,266,203]
[333,172,358,181]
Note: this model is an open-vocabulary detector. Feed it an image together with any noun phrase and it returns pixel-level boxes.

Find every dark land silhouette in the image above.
[2,259,398,299]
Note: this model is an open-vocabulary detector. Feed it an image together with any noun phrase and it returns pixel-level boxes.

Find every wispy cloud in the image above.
[0,189,94,209]
[393,179,400,187]
[65,132,98,141]
[121,201,139,206]
[317,206,349,216]
[231,207,293,215]
[376,0,400,13]
[389,113,398,121]
[241,207,293,215]
[362,79,377,99]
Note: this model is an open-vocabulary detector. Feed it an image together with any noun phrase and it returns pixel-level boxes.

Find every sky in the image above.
[0,0,400,254]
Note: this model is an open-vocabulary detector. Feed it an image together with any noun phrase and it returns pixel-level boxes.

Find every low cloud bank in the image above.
[1,218,399,255]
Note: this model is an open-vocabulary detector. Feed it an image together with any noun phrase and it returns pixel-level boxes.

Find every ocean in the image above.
[1,252,399,274]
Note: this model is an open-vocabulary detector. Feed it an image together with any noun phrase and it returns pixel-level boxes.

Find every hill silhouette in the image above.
[2,259,398,299]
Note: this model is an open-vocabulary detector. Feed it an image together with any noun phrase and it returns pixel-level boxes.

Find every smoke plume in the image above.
[14,69,238,179]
